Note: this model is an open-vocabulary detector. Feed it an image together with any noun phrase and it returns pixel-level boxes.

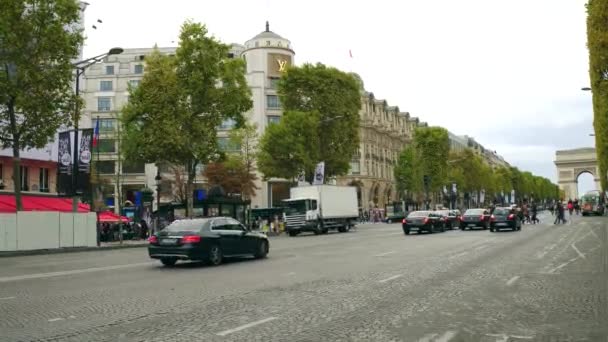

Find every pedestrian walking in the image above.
[554,202,566,224]
[531,202,539,224]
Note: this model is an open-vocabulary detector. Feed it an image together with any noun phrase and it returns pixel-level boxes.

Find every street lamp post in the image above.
[155,168,162,233]
[71,48,123,212]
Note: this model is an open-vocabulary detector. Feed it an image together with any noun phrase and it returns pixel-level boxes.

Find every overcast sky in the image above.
[82,0,597,193]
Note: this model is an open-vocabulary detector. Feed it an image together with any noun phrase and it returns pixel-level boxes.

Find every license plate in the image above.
[160,238,177,245]
[468,224,475,227]
[496,223,507,227]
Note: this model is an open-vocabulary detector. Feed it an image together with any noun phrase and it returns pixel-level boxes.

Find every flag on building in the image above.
[313,162,325,185]
[93,119,99,147]
[349,49,353,58]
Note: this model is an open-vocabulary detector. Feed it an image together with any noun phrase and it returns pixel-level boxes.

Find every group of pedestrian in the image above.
[99,220,150,242]
[252,215,284,235]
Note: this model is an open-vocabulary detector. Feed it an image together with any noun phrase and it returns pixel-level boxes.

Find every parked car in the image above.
[148,217,269,266]
[490,207,521,232]
[435,209,461,229]
[460,208,491,230]
[402,211,445,235]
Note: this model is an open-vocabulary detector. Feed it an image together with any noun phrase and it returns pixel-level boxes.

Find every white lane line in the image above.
[571,243,586,259]
[0,296,16,300]
[548,257,579,274]
[48,318,64,322]
[435,330,457,342]
[536,244,556,259]
[589,228,600,239]
[216,316,278,336]
[68,315,77,319]
[449,251,468,259]
[475,244,489,251]
[374,251,396,257]
[378,274,403,283]
[506,276,520,286]
[0,262,156,283]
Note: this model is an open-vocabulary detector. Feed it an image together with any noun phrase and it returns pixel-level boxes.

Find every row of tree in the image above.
[394,127,559,206]
[586,0,608,192]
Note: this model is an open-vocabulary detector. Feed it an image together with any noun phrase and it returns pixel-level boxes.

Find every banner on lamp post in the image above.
[57,131,72,195]
[511,190,516,204]
[480,189,485,204]
[313,162,325,185]
[76,128,93,194]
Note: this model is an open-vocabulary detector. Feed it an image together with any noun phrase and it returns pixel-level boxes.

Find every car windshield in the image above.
[465,209,485,215]
[408,211,430,218]
[284,200,307,215]
[164,219,210,232]
[493,208,510,215]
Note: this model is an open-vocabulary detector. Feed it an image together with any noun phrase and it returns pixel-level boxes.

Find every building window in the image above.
[134,64,144,74]
[349,161,361,175]
[219,118,236,130]
[218,137,241,152]
[97,161,115,174]
[129,80,141,89]
[97,139,116,153]
[20,166,28,191]
[39,168,49,192]
[99,80,113,91]
[105,65,114,75]
[267,115,281,125]
[123,162,145,174]
[93,118,116,132]
[266,95,280,109]
[97,97,111,111]
[269,77,280,89]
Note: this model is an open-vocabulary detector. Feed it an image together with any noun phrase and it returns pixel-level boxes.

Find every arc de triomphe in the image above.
[554,147,600,200]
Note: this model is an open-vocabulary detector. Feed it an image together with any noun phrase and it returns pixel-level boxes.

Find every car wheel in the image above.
[404,229,410,235]
[160,258,177,266]
[338,226,348,233]
[440,223,446,232]
[387,219,392,223]
[254,240,269,259]
[208,244,223,266]
[288,230,298,237]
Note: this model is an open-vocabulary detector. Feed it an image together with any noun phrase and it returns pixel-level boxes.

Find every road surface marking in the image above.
[548,257,579,274]
[486,333,534,341]
[68,315,76,319]
[435,330,457,342]
[48,318,64,322]
[417,333,438,342]
[475,244,489,251]
[374,251,396,257]
[0,262,156,283]
[216,316,278,336]
[285,272,296,276]
[506,276,520,286]
[589,228,600,239]
[0,296,16,300]
[571,243,586,259]
[378,274,403,283]
[449,251,468,259]
[537,244,556,259]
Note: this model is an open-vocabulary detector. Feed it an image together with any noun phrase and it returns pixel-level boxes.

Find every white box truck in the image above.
[282,185,359,236]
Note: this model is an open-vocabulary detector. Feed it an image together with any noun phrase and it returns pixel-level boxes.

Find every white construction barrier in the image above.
[0,212,97,251]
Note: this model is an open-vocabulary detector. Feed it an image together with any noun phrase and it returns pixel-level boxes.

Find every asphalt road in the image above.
[0,212,606,342]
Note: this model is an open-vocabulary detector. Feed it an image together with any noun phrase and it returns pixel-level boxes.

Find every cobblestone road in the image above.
[0,213,606,342]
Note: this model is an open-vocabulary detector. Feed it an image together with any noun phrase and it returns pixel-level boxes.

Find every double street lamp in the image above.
[70,47,123,211]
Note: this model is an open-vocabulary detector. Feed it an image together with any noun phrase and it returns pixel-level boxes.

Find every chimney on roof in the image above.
[265,21,270,32]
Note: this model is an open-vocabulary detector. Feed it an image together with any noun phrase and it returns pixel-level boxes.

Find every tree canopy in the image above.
[121,21,252,216]
[0,0,84,210]
[258,63,361,182]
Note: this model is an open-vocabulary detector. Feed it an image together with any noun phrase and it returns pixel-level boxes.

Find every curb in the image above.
[0,243,148,258]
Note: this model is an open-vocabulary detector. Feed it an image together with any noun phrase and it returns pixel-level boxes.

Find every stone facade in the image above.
[336,92,426,212]
[554,147,600,200]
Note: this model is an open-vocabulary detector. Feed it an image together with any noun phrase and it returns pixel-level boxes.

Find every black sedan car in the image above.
[460,208,491,230]
[148,217,269,266]
[402,211,445,235]
[435,209,461,229]
[490,207,521,232]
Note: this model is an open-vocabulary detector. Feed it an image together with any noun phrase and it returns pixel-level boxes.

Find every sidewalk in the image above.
[0,239,149,258]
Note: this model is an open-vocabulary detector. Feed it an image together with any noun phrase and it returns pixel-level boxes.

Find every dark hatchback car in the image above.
[460,208,491,230]
[402,211,445,235]
[435,209,461,229]
[490,207,521,232]
[148,217,269,266]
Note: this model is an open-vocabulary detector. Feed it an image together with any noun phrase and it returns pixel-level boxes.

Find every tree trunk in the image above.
[186,160,195,218]
[8,98,22,211]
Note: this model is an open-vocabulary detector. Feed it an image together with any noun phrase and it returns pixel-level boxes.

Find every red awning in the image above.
[98,210,130,223]
[0,194,90,213]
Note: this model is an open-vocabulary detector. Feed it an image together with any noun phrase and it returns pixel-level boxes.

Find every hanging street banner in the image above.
[313,162,325,185]
[57,131,72,195]
[77,128,93,194]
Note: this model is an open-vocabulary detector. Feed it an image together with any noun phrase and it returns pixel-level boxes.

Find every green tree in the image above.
[229,123,259,199]
[121,22,252,217]
[586,0,608,192]
[0,0,83,210]
[395,145,422,200]
[257,111,320,183]
[276,63,361,180]
[413,127,450,192]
